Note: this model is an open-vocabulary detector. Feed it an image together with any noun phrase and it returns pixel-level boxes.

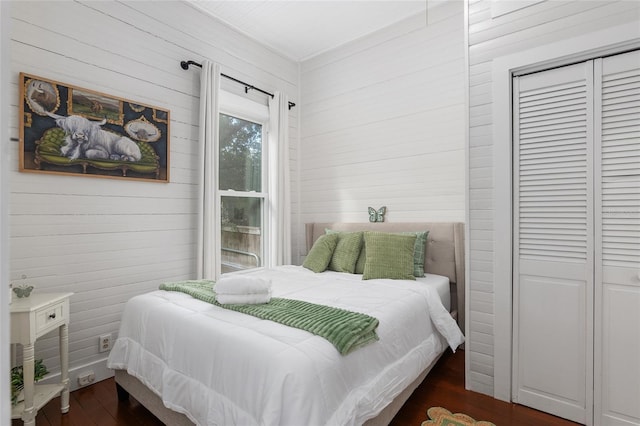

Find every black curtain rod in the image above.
[180,60,296,110]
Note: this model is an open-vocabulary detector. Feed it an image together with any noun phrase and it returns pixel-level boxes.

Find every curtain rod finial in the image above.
[181,60,203,70]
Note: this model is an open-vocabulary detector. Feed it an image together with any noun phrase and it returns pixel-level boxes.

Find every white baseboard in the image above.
[39,357,114,392]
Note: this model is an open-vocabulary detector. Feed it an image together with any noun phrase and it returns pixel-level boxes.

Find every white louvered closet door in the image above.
[514,50,640,426]
[513,61,594,425]
[594,50,640,426]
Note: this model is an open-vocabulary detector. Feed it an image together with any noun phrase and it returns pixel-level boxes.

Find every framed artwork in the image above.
[19,72,170,182]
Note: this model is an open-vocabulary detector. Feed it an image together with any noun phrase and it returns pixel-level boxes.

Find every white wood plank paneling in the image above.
[9,0,298,389]
[299,1,465,250]
[467,0,640,398]
[1,3,10,425]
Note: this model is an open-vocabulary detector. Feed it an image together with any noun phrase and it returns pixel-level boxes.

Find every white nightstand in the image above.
[10,292,73,426]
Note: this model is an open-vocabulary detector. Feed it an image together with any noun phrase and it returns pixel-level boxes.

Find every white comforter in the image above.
[107,266,464,426]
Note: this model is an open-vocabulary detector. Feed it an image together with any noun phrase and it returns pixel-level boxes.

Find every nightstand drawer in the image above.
[35,301,65,335]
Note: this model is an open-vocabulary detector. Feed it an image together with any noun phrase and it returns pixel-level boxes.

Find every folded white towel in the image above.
[215,276,272,295]
[216,293,271,305]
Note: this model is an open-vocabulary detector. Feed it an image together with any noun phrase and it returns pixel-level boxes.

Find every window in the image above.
[218,107,268,274]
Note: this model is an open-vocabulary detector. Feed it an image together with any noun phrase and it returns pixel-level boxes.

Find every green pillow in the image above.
[303,233,339,273]
[362,232,417,281]
[355,245,366,274]
[399,231,429,277]
[324,229,364,273]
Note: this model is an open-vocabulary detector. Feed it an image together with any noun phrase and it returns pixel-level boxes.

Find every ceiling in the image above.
[188,1,429,62]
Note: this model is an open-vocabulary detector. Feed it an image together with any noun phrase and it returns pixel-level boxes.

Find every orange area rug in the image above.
[421,407,496,426]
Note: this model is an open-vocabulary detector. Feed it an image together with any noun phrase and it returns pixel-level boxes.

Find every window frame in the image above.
[218,91,270,274]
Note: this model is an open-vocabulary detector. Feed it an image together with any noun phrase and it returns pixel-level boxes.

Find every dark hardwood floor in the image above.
[13,349,580,425]
[389,349,580,426]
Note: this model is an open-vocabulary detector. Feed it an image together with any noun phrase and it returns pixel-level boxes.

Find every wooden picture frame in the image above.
[19,72,170,182]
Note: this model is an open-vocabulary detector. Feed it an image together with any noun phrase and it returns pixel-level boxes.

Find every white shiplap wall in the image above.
[1,2,11,424]
[466,0,640,397]
[298,0,465,262]
[8,0,298,389]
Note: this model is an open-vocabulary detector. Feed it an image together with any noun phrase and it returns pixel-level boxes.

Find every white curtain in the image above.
[196,60,221,279]
[268,92,291,266]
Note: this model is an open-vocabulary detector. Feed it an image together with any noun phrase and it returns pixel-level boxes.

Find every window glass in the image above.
[219,113,262,192]
[220,196,262,273]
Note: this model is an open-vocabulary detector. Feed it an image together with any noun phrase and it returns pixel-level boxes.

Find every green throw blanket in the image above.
[159,280,379,355]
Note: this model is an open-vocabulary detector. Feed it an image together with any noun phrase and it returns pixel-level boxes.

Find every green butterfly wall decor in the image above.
[13,285,34,298]
[368,206,386,223]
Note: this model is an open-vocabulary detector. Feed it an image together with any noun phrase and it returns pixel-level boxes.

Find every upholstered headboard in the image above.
[305,222,465,333]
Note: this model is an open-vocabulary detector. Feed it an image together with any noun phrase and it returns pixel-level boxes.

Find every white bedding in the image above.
[416,273,451,312]
[107,265,464,426]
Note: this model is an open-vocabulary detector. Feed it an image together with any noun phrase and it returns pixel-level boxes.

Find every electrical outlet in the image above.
[77,371,95,387]
[99,333,112,353]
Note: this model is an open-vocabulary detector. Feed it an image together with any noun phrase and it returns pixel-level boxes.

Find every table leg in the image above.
[60,323,70,413]
[21,343,36,426]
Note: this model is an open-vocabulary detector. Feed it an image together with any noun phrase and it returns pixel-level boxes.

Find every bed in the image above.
[107,222,465,425]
